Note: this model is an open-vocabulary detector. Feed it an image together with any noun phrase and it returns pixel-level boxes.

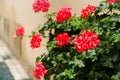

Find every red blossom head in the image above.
[33,0,50,13]
[86,5,96,14]
[30,33,42,48]
[74,30,100,53]
[33,62,48,80]
[13,26,25,39]
[56,6,72,23]
[107,0,118,4]
[80,5,96,18]
[80,9,89,18]
[56,32,71,47]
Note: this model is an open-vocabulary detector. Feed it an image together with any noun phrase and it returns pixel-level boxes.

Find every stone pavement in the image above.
[0,39,32,80]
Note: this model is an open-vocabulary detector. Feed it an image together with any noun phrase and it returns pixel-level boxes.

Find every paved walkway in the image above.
[0,39,32,80]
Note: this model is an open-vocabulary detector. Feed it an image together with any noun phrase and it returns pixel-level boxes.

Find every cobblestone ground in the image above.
[0,39,32,80]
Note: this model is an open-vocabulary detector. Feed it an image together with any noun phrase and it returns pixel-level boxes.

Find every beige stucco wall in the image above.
[0,0,102,78]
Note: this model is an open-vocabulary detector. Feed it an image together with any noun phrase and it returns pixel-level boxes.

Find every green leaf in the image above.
[69,57,85,68]
[94,27,104,35]
[36,56,40,62]
[113,33,120,42]
[44,12,56,19]
[75,59,85,68]
[57,69,75,79]
[99,1,107,11]
[111,72,120,80]
[64,69,75,79]
[100,16,110,22]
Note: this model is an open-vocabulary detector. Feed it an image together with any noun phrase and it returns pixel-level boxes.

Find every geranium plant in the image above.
[14,0,120,80]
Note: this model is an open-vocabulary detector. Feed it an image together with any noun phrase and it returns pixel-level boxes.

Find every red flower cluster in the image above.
[30,33,42,48]
[56,6,72,23]
[107,0,118,4]
[80,5,96,18]
[56,32,71,47]
[34,62,48,80]
[32,0,50,13]
[13,26,25,39]
[74,30,100,53]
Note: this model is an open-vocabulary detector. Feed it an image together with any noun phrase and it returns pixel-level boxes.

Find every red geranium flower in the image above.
[74,30,100,53]
[30,33,42,48]
[107,0,118,4]
[86,5,96,14]
[13,26,25,39]
[56,6,72,23]
[56,32,71,47]
[80,5,96,18]
[33,0,50,13]
[33,62,48,80]
[80,9,89,18]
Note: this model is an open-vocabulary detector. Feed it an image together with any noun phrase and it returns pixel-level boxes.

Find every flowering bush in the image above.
[14,0,120,80]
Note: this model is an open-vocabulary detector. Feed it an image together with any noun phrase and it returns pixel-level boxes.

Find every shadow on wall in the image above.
[0,0,6,14]
[0,0,21,58]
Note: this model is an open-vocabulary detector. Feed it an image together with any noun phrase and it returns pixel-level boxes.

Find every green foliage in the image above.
[36,0,120,80]
[111,72,120,80]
